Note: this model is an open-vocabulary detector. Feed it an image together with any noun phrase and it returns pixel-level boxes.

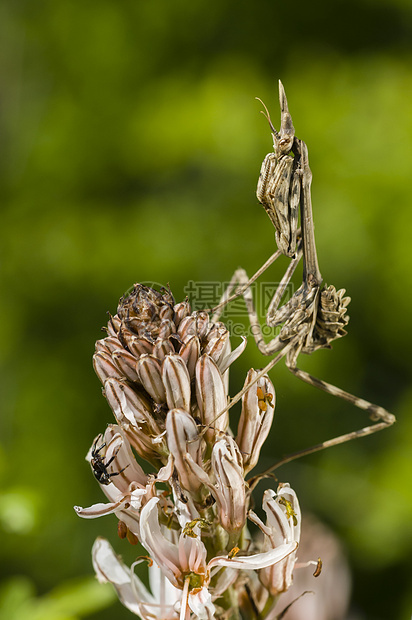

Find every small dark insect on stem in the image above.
[90,434,128,485]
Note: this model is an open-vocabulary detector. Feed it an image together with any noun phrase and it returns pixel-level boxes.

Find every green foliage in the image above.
[0,576,115,620]
[1,0,411,618]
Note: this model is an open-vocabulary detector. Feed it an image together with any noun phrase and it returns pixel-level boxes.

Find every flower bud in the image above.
[162,355,191,412]
[211,437,247,534]
[236,369,275,473]
[195,355,228,442]
[165,409,203,495]
[136,354,166,403]
[179,336,201,379]
[104,378,159,433]
[112,349,140,383]
[93,352,124,384]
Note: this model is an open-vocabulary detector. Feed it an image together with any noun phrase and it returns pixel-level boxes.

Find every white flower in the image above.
[92,537,181,619]
[184,436,247,535]
[250,483,301,596]
[138,497,297,619]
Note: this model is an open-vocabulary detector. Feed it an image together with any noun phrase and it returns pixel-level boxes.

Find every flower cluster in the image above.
[75,284,313,619]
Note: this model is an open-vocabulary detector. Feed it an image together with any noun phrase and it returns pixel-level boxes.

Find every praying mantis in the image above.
[209,81,395,470]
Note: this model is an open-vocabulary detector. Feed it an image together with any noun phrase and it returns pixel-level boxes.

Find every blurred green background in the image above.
[1,1,412,619]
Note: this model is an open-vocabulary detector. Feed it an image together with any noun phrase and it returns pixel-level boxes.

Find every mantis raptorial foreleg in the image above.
[211,243,302,356]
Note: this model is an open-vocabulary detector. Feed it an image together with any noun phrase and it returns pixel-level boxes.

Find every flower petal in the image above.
[74,496,127,518]
[139,498,184,588]
[92,537,149,615]
[188,586,216,619]
[140,497,207,590]
[208,541,298,571]
[218,336,247,374]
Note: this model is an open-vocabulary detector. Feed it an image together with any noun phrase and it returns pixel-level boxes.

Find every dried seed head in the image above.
[117,284,175,341]
[92,284,246,471]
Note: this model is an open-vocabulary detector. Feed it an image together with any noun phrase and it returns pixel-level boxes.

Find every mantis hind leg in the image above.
[286,362,395,426]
